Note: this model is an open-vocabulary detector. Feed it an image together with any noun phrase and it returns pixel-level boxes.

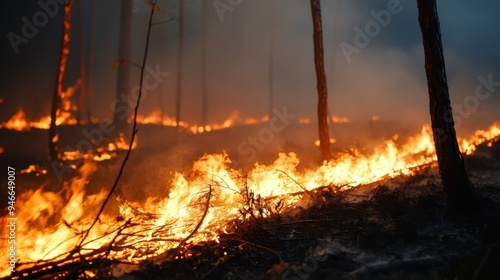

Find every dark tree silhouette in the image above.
[85,0,94,121]
[201,0,208,127]
[310,0,331,161]
[175,0,185,127]
[113,0,132,133]
[416,0,483,210]
[76,0,85,124]
[269,0,275,119]
[49,0,74,161]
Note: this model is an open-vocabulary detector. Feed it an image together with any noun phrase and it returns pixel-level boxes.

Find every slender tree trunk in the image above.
[76,0,85,124]
[269,0,275,120]
[416,0,482,210]
[49,0,74,161]
[201,0,208,127]
[175,0,184,127]
[310,0,331,161]
[86,0,94,122]
[113,0,133,133]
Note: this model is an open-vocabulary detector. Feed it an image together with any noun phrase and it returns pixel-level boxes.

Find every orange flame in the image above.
[0,108,78,131]
[1,123,499,277]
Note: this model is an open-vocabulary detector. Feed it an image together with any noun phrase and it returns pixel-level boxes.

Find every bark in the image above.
[269,0,275,119]
[86,0,94,121]
[175,0,184,127]
[201,0,208,127]
[49,0,74,161]
[416,0,482,210]
[113,0,133,133]
[76,0,85,124]
[310,0,331,161]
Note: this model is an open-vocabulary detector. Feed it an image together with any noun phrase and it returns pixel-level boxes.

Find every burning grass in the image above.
[1,123,500,279]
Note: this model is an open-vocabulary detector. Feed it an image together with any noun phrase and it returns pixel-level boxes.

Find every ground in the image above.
[1,122,499,279]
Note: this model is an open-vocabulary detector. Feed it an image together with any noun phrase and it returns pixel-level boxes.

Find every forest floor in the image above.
[1,123,500,279]
[118,142,500,280]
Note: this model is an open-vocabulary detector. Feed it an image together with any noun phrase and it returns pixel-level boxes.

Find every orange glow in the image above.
[0,146,4,154]
[331,115,350,123]
[1,123,499,278]
[314,138,336,146]
[133,110,271,134]
[372,115,380,121]
[20,165,48,176]
[0,108,78,131]
[61,133,138,165]
[299,118,311,124]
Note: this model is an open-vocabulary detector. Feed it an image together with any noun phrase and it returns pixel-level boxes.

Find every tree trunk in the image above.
[113,0,133,133]
[269,0,275,120]
[76,0,85,124]
[49,0,74,161]
[175,0,184,127]
[201,0,208,128]
[310,0,331,161]
[86,0,94,122]
[416,0,482,210]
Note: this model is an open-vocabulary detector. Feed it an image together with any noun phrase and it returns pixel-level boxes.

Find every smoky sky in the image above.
[0,0,499,132]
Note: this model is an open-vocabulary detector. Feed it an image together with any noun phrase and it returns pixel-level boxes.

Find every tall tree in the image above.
[310,0,331,161]
[49,0,74,161]
[76,0,85,124]
[416,0,483,210]
[268,0,275,119]
[85,0,94,122]
[201,0,208,127]
[113,0,133,133]
[175,0,185,127]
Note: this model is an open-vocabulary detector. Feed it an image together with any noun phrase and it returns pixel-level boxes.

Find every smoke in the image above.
[0,0,498,132]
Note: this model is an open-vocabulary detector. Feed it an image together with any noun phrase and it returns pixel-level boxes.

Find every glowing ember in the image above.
[315,138,336,146]
[19,165,48,176]
[331,115,350,123]
[1,123,499,278]
[298,118,311,124]
[372,115,380,121]
[0,146,4,154]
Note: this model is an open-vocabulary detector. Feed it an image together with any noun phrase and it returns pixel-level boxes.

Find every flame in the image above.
[372,115,380,121]
[0,108,78,131]
[61,133,138,165]
[133,110,271,134]
[1,123,499,277]
[19,165,48,176]
[0,146,3,154]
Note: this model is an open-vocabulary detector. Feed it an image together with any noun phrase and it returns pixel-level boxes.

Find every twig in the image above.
[77,0,159,249]
[276,169,310,193]
[236,239,283,261]
[152,18,173,26]
[178,184,213,247]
